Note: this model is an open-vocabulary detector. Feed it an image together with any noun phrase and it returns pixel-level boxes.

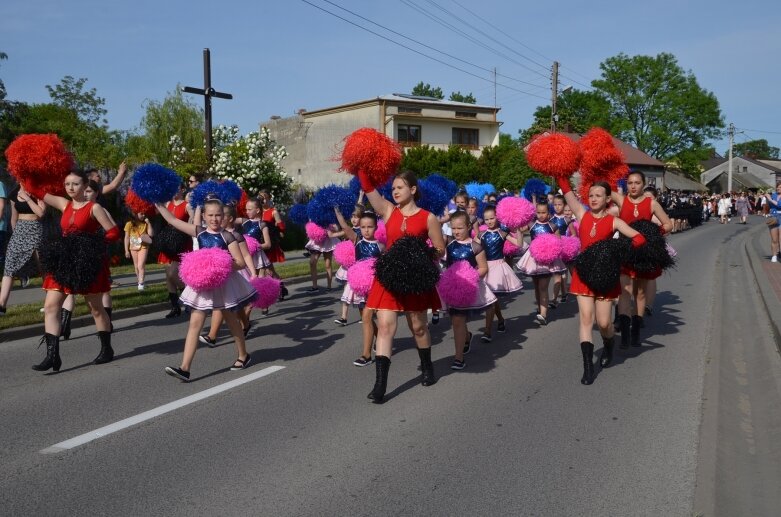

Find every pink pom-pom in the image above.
[333,240,356,268]
[250,276,281,309]
[305,222,328,244]
[375,219,387,245]
[526,133,582,179]
[244,236,260,256]
[503,239,521,257]
[179,248,233,291]
[496,197,536,229]
[478,224,488,232]
[347,258,376,296]
[529,233,562,265]
[437,260,479,307]
[560,236,581,262]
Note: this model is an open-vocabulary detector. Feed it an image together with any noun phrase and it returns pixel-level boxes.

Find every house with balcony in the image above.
[263,94,501,187]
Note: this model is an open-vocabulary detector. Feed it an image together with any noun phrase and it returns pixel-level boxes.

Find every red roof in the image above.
[560,132,665,168]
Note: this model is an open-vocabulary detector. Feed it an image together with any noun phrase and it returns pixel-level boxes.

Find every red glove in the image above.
[631,233,647,248]
[357,169,375,194]
[275,220,286,233]
[104,226,120,243]
[557,177,572,194]
[658,224,667,235]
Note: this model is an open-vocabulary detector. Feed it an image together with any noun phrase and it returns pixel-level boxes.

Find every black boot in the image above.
[631,315,643,347]
[60,308,72,340]
[367,355,390,403]
[165,292,181,318]
[418,347,437,386]
[600,335,615,368]
[93,331,114,364]
[32,333,61,372]
[105,307,113,333]
[580,341,595,385]
[618,315,631,349]
[278,282,288,301]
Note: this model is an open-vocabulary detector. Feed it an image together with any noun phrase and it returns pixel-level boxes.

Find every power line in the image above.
[300,0,550,102]
[735,127,781,135]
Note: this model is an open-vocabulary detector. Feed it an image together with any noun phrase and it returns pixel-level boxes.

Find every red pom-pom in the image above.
[437,260,479,307]
[579,128,624,179]
[236,191,249,218]
[4,134,74,195]
[250,276,281,309]
[606,162,630,190]
[526,133,581,179]
[340,128,402,187]
[125,189,155,216]
[333,240,356,268]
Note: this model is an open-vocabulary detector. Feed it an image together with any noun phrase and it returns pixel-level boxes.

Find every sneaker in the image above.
[548,300,558,309]
[481,334,492,343]
[334,317,348,326]
[303,251,311,258]
[535,314,547,326]
[164,366,190,381]
[497,320,506,333]
[431,312,440,325]
[464,332,473,354]
[353,356,374,367]
[230,355,252,371]
[110,281,121,288]
[306,286,320,292]
[137,283,145,291]
[450,359,466,370]
[198,334,217,347]
[772,255,778,263]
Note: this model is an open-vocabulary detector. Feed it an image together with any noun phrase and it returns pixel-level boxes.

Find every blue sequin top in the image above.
[550,215,569,235]
[241,219,266,242]
[480,230,505,261]
[446,239,479,268]
[197,230,234,250]
[355,239,382,260]
[529,221,556,240]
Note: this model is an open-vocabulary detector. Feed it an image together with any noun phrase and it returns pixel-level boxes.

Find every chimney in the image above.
[270,115,281,120]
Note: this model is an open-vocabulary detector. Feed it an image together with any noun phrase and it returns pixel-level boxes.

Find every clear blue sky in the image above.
[3,0,780,158]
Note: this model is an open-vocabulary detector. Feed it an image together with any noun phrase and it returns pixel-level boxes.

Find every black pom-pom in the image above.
[39,232,107,292]
[622,220,676,274]
[375,237,440,295]
[575,239,629,296]
[156,225,191,259]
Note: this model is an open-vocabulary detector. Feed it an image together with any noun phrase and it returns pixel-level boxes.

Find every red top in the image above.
[261,207,285,263]
[618,195,653,224]
[385,206,430,247]
[569,211,621,299]
[158,200,192,264]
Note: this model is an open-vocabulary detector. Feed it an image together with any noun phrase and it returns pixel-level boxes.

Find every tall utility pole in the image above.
[551,61,559,132]
[493,67,497,108]
[727,122,735,193]
[182,48,233,165]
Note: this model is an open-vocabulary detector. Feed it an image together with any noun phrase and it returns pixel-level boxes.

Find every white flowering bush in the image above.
[209,125,292,205]
[167,134,208,178]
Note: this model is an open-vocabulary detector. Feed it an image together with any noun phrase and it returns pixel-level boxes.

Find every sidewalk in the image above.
[743,222,781,355]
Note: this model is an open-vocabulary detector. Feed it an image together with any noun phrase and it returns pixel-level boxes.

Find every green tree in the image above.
[591,52,724,160]
[730,138,780,160]
[45,76,108,127]
[476,133,541,192]
[449,91,476,104]
[411,82,444,99]
[519,89,613,144]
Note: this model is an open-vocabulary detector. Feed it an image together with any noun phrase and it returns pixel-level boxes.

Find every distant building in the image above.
[700,156,781,193]
[262,94,501,187]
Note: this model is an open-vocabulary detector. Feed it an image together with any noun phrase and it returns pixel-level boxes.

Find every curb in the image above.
[0,274,313,343]
[742,223,781,357]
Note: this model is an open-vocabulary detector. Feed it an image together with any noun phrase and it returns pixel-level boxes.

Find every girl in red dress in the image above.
[611,171,672,347]
[34,170,120,372]
[557,178,645,385]
[361,170,446,403]
[157,185,192,318]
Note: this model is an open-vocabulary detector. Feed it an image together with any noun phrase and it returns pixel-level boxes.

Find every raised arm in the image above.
[156,203,197,237]
[357,170,393,221]
[557,178,586,221]
[610,189,625,208]
[334,208,357,243]
[101,161,127,195]
[17,188,47,217]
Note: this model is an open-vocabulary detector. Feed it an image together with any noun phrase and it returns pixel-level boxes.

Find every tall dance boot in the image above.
[93,331,114,364]
[60,308,72,341]
[165,292,181,319]
[631,315,643,347]
[580,341,595,385]
[32,333,62,372]
[600,335,615,368]
[417,347,437,386]
[105,307,113,333]
[278,281,288,301]
[618,315,631,349]
[367,356,391,403]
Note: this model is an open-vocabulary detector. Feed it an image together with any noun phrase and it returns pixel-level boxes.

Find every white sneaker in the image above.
[772,256,778,263]
[137,283,145,290]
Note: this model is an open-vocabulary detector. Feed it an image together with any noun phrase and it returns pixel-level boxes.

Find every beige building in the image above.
[263,94,501,187]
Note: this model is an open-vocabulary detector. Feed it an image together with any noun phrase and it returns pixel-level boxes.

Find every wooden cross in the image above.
[182,48,233,164]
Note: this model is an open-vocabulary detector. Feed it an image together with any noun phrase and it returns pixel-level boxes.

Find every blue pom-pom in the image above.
[189,180,222,208]
[617,178,628,193]
[417,178,450,216]
[522,178,549,202]
[307,185,357,227]
[349,175,394,203]
[288,203,309,226]
[217,180,243,204]
[465,182,496,201]
[348,176,361,195]
[131,163,181,204]
[425,173,458,200]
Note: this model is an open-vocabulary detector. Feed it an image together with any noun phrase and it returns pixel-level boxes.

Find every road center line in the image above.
[40,366,285,454]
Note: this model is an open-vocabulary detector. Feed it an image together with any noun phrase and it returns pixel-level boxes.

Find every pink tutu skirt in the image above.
[180,271,257,312]
[516,250,567,276]
[335,266,348,283]
[439,279,497,313]
[340,282,366,306]
[305,236,340,253]
[253,249,272,269]
[485,259,523,293]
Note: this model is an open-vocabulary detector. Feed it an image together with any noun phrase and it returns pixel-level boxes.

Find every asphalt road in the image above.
[1,221,779,516]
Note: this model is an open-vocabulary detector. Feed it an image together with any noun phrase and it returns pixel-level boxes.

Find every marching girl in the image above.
[238,197,273,277]
[157,197,257,381]
[123,210,154,290]
[444,211,497,370]
[305,222,342,292]
[557,178,646,385]
[334,207,384,366]
[259,189,288,300]
[334,206,364,326]
[611,171,672,348]
[479,205,523,340]
[550,195,570,306]
[360,170,446,403]
[33,170,120,372]
[516,201,567,326]
[157,184,191,319]
[0,185,46,315]
[466,197,482,235]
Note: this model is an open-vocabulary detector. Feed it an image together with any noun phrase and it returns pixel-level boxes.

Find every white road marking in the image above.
[40,366,285,454]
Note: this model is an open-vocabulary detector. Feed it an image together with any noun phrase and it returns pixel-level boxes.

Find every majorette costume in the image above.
[569,212,621,299]
[516,221,567,276]
[619,196,661,280]
[157,200,192,264]
[261,207,285,263]
[241,219,272,269]
[479,229,523,294]
[341,238,383,306]
[440,238,497,312]
[179,230,257,312]
[365,207,441,313]
[550,214,569,235]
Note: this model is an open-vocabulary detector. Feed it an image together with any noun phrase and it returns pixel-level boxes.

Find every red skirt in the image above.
[157,240,192,265]
[42,262,111,295]
[265,245,285,263]
[621,265,662,280]
[365,278,441,313]
[569,268,620,300]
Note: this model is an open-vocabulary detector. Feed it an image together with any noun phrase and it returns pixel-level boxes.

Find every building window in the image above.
[398,124,422,146]
[398,106,422,115]
[455,111,477,118]
[452,127,479,149]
